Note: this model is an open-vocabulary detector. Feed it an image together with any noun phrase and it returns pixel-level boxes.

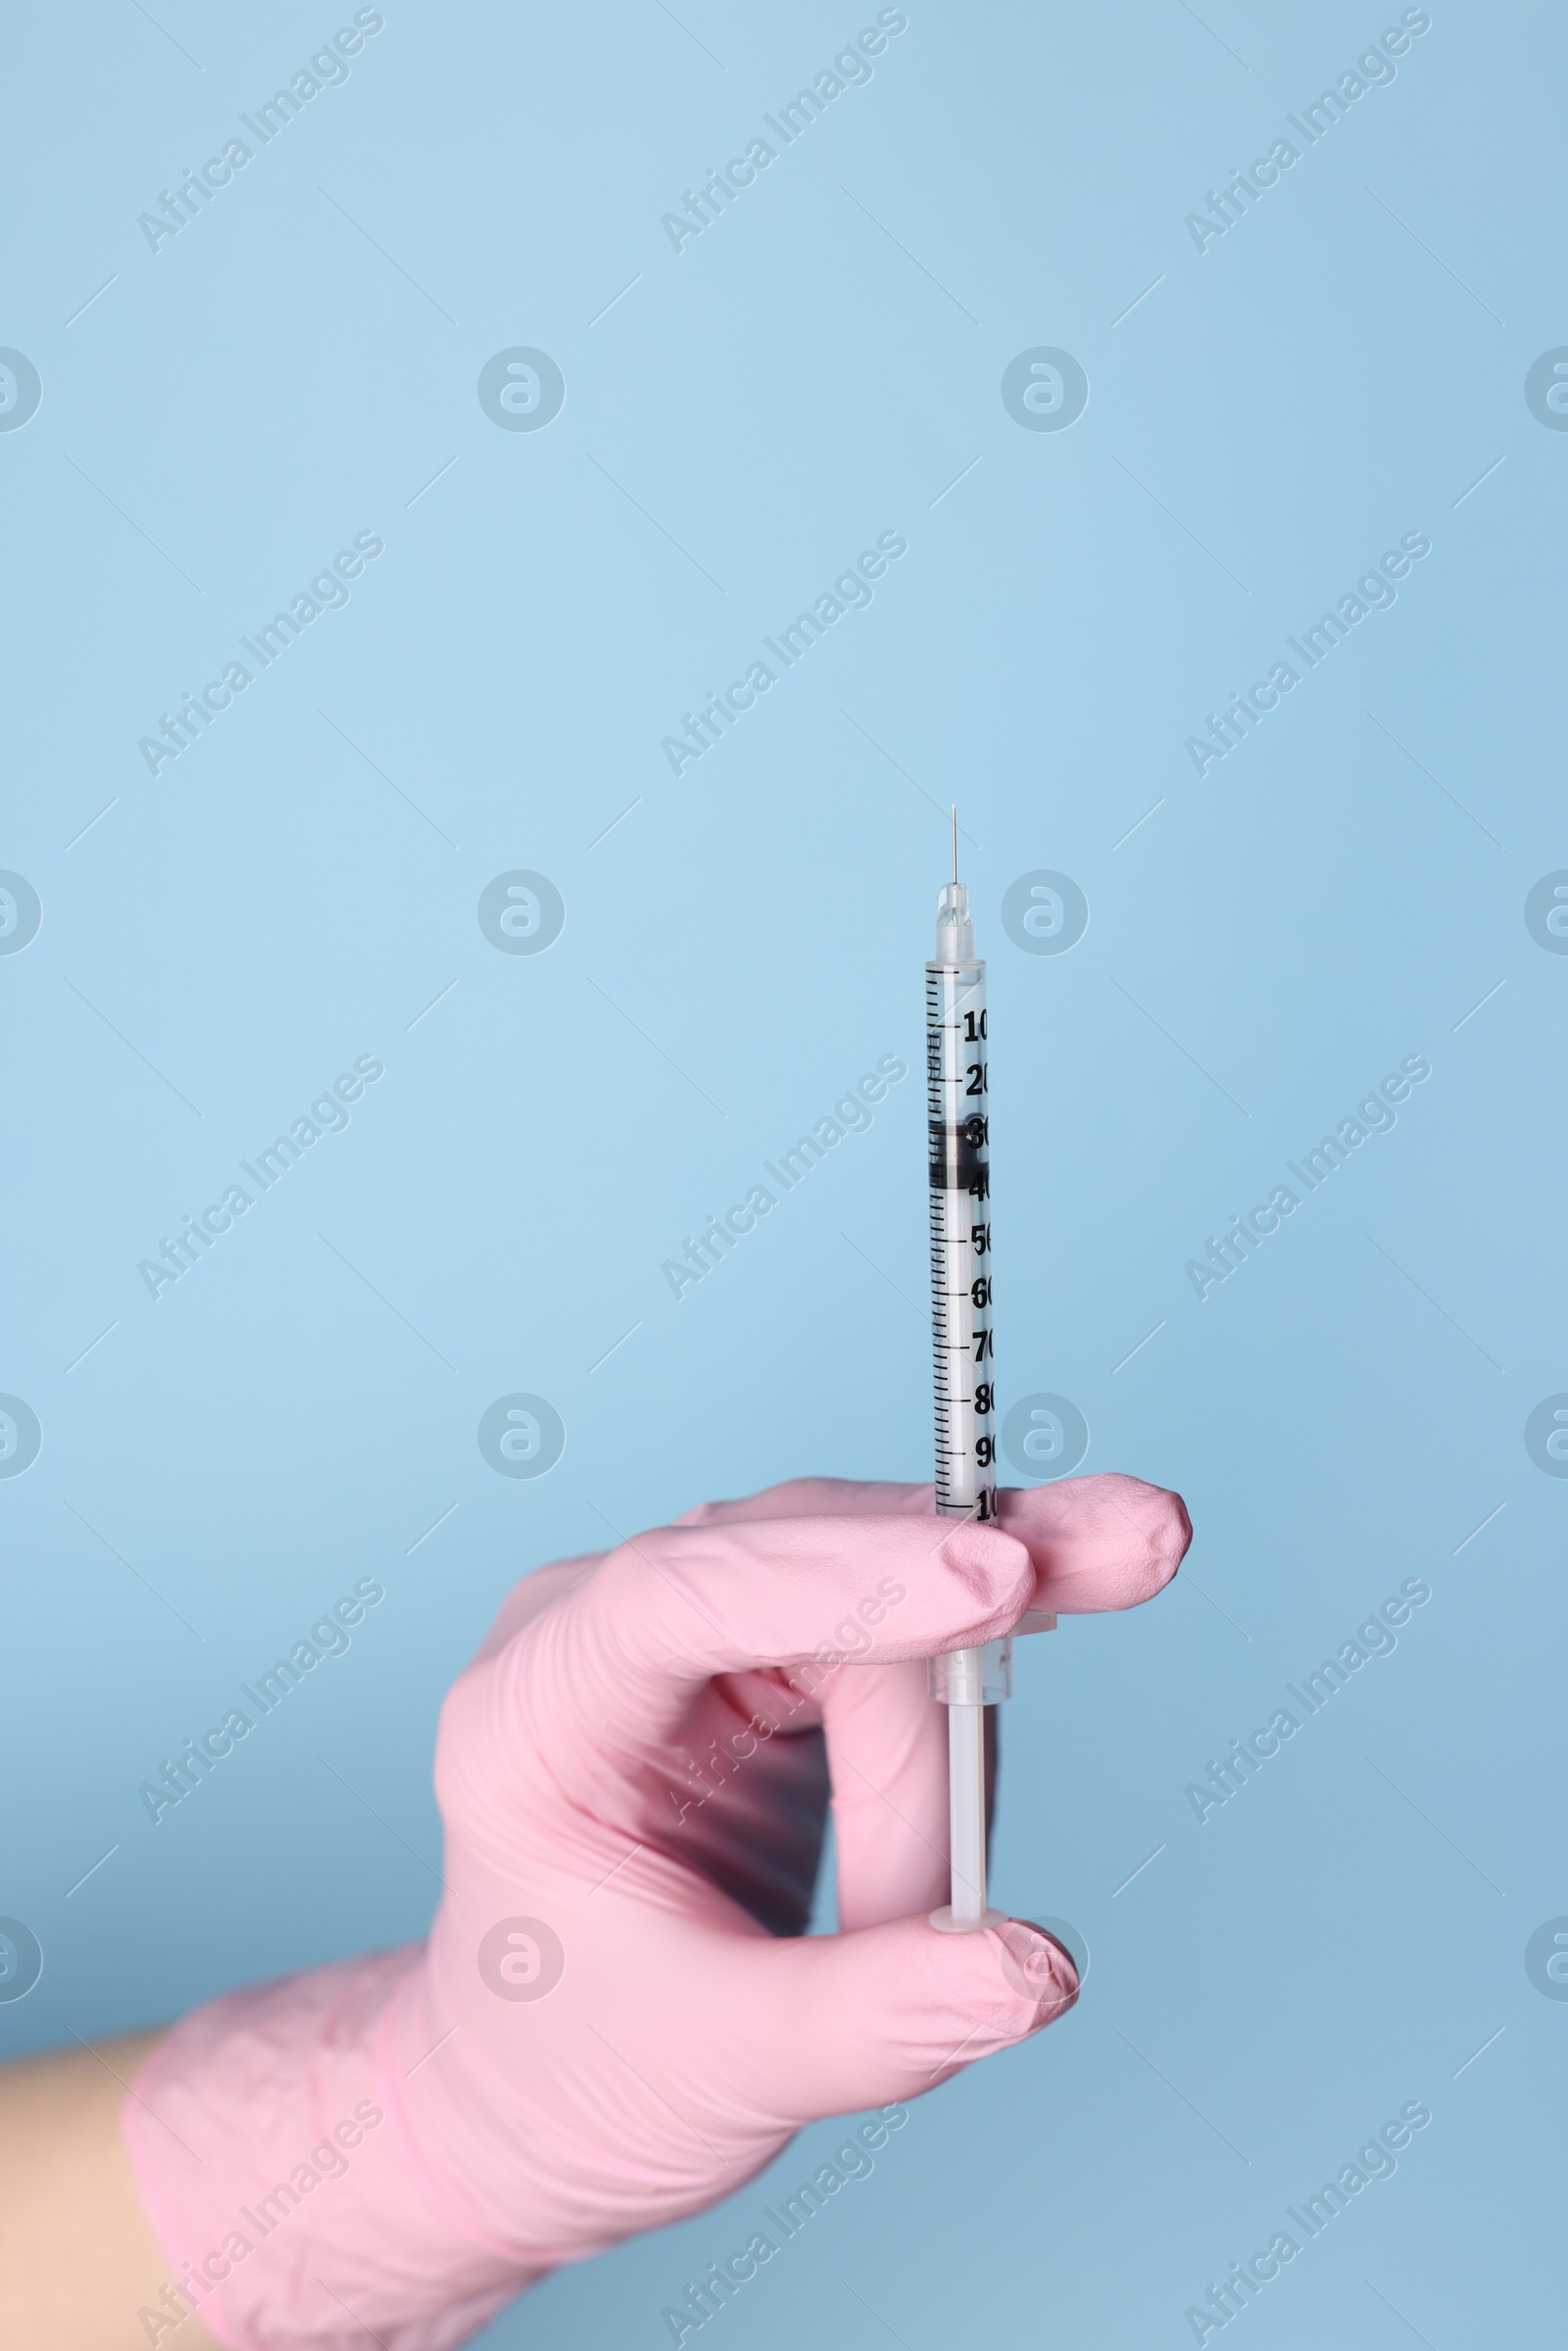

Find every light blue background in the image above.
[3,3,1562,2343]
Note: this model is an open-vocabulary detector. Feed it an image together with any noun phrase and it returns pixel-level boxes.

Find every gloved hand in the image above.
[125,1473,1190,2351]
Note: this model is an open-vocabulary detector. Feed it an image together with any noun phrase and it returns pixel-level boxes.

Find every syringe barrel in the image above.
[926,955,994,1517]
[926,938,1011,1706]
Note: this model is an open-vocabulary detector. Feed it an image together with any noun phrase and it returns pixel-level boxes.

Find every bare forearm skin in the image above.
[0,2032,220,2351]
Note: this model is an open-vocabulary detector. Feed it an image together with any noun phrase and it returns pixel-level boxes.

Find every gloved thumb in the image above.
[735,1913,1079,2123]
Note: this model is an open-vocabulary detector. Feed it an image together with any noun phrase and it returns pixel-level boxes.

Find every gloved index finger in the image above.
[670,1471,1192,1618]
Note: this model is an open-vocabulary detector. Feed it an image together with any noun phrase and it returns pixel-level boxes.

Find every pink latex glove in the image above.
[125,1473,1189,2351]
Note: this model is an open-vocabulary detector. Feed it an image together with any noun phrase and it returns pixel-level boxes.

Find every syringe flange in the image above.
[929,1639,1013,1706]
[929,1904,1009,1934]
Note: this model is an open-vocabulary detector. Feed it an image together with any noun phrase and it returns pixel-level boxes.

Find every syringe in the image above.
[925,817,1054,1933]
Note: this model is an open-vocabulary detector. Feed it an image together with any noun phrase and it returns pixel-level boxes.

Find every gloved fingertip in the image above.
[1006,1471,1194,1614]
[1158,1486,1195,1574]
[913,1913,1079,2063]
[993,1919,1079,2020]
[759,1912,1076,2114]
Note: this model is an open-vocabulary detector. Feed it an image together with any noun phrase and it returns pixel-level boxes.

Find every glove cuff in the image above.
[122,1944,542,2351]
